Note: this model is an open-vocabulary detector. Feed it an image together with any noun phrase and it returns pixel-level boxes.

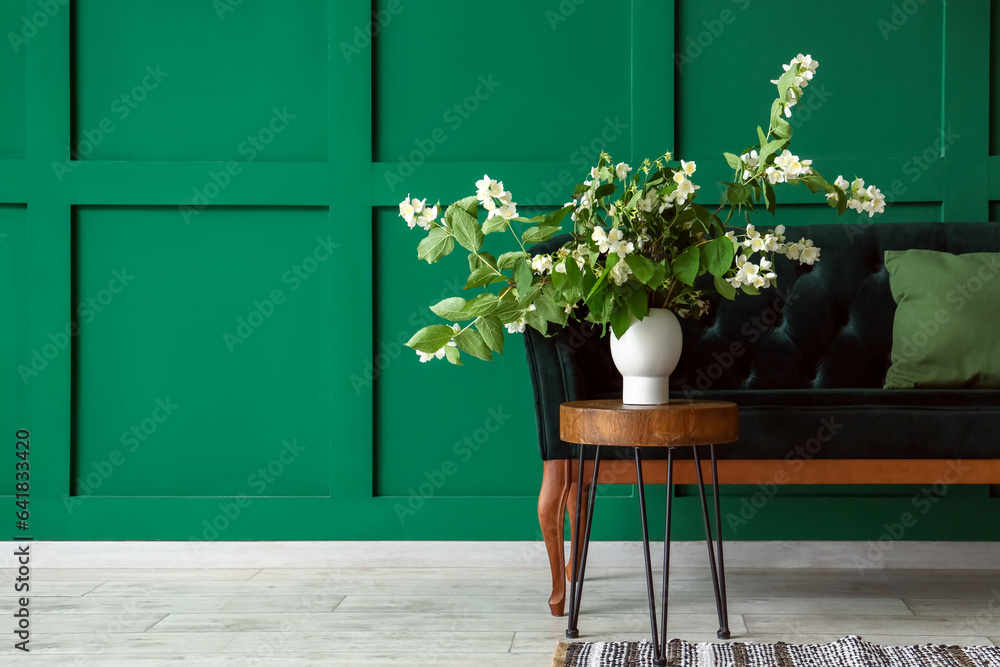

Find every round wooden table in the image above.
[560,399,739,665]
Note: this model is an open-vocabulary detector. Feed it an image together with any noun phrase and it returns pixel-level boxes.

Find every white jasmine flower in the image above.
[636,192,657,213]
[490,201,518,220]
[763,233,780,252]
[725,230,740,246]
[606,228,634,259]
[679,160,697,176]
[579,190,595,210]
[505,319,526,334]
[774,224,786,240]
[415,204,438,230]
[736,259,760,285]
[788,238,821,265]
[773,150,811,179]
[674,178,698,205]
[592,226,610,253]
[615,162,631,180]
[564,302,579,314]
[609,260,633,286]
[555,260,567,274]
[764,166,785,185]
[417,348,446,362]
[800,243,821,265]
[865,185,886,216]
[399,195,425,227]
[589,166,601,181]
[573,244,587,269]
[475,175,492,197]
[531,254,554,275]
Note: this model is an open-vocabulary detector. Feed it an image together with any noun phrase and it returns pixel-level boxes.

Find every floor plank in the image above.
[4,559,1000,665]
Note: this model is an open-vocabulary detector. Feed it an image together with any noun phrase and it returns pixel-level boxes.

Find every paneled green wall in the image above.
[3,0,998,542]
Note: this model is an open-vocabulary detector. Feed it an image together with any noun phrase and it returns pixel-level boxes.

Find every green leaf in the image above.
[649,261,667,288]
[430,297,473,321]
[497,251,526,270]
[584,280,606,316]
[476,315,504,354]
[673,245,701,286]
[406,324,457,353]
[551,265,568,290]
[622,282,649,320]
[464,292,499,317]
[544,205,573,228]
[518,283,542,307]
[482,215,507,234]
[468,251,497,271]
[584,253,618,303]
[493,294,523,324]
[624,253,654,284]
[447,204,484,252]
[714,275,737,300]
[525,306,548,334]
[724,152,743,170]
[416,228,454,263]
[772,116,792,141]
[764,180,776,215]
[444,345,462,365]
[691,203,714,234]
[610,300,634,339]
[522,224,561,245]
[775,62,799,99]
[726,183,751,206]
[513,256,534,297]
[465,266,497,290]
[702,236,736,278]
[757,138,786,167]
[455,195,478,218]
[595,183,616,200]
[741,283,760,296]
[454,328,492,361]
[837,187,848,215]
[533,287,567,326]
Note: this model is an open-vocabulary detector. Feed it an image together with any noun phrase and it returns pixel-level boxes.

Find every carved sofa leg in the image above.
[539,459,571,616]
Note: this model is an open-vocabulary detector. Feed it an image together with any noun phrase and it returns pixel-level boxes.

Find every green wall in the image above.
[3,0,999,542]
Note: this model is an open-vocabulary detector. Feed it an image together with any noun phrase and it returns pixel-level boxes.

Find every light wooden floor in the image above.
[3,562,1000,665]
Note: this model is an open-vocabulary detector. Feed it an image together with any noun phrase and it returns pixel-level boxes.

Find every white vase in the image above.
[609,308,683,405]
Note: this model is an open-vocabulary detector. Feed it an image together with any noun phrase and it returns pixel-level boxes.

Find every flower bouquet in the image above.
[399,54,885,365]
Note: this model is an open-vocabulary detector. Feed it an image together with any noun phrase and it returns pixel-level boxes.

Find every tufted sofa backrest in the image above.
[671,221,1000,392]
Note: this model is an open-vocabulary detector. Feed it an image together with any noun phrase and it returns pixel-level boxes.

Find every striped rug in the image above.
[552,635,1000,666]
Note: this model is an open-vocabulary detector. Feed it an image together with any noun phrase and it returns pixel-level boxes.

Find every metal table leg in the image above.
[634,446,666,666]
[566,444,601,639]
[694,444,730,639]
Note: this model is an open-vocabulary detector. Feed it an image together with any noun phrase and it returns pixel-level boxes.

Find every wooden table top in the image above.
[559,399,739,448]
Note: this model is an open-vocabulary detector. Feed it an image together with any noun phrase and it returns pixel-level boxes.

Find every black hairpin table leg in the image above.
[694,444,730,639]
[566,444,600,639]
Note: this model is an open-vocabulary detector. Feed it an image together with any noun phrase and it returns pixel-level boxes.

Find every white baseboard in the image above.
[2,540,998,570]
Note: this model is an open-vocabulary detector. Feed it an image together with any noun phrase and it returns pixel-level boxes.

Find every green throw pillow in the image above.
[884,249,1000,389]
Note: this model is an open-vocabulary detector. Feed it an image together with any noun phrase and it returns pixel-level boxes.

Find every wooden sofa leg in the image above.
[539,459,571,617]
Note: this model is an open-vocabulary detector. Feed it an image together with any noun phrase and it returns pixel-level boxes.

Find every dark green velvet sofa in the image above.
[526,221,1000,616]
